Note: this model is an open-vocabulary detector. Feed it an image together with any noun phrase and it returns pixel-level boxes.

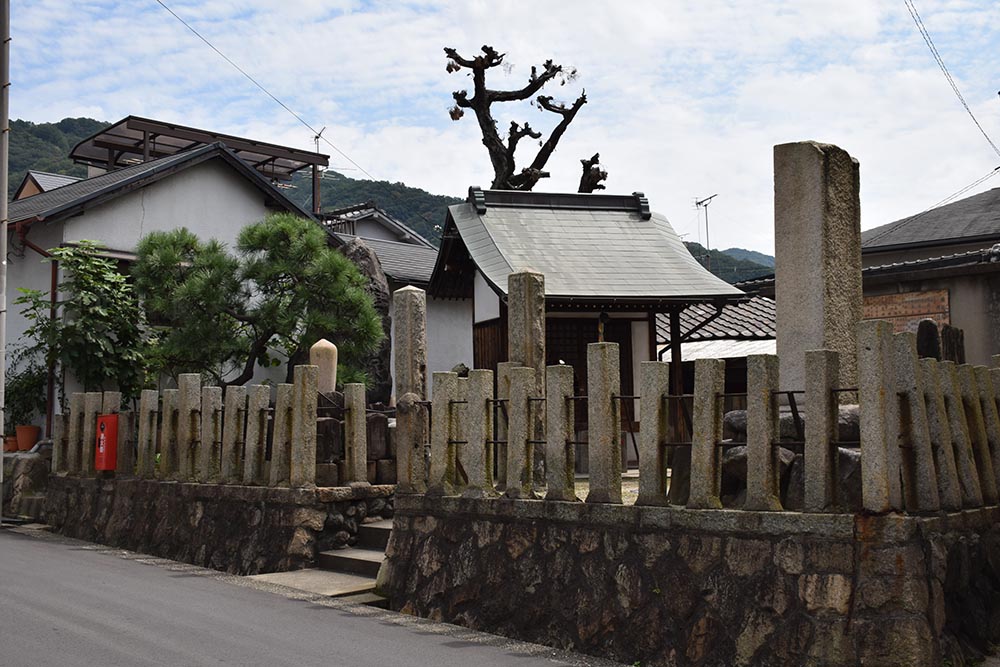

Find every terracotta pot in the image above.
[3,435,17,452]
[15,425,41,451]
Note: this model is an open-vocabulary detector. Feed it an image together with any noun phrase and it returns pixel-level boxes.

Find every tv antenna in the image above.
[695,194,718,271]
[313,127,326,154]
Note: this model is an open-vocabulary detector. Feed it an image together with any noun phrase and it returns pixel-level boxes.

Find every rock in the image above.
[451,362,470,378]
[338,237,392,403]
[782,447,861,511]
[721,445,795,500]
[838,405,859,442]
[723,410,747,441]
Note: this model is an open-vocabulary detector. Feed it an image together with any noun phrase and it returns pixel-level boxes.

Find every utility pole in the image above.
[1,0,10,523]
[695,193,718,272]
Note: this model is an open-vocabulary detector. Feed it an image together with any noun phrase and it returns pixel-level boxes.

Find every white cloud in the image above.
[9,0,1000,253]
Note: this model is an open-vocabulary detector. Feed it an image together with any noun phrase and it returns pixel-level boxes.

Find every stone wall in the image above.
[381,495,1000,667]
[45,477,394,575]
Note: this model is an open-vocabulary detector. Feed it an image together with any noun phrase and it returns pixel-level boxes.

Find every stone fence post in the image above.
[805,350,838,511]
[586,343,621,504]
[918,359,962,510]
[393,285,428,494]
[506,366,536,499]
[65,393,84,475]
[495,361,517,492]
[343,382,368,486]
[158,389,179,480]
[894,332,941,512]
[269,384,293,487]
[136,389,159,479]
[290,365,319,488]
[687,359,725,509]
[545,364,576,502]
[745,355,782,511]
[636,361,670,507]
[858,321,903,513]
[957,365,999,504]
[177,374,201,481]
[197,386,222,483]
[461,369,495,499]
[80,392,102,476]
[428,372,458,496]
[51,413,68,475]
[221,385,247,484]
[243,385,270,486]
[937,361,984,507]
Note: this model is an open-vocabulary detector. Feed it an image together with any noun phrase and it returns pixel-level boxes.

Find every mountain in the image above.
[684,242,773,284]
[286,170,460,245]
[720,247,774,268]
[8,118,111,199]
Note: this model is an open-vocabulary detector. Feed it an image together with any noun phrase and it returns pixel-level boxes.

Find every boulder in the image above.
[782,447,861,511]
[339,237,393,404]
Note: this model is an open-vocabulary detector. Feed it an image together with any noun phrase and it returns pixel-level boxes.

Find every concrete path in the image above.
[0,526,621,667]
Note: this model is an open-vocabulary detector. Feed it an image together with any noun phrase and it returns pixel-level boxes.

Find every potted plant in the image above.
[4,349,47,451]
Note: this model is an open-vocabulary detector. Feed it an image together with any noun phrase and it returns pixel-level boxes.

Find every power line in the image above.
[152,0,375,180]
[865,164,1000,245]
[903,0,1000,159]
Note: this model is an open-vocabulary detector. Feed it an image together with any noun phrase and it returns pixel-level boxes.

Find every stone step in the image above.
[337,591,389,609]
[357,518,393,551]
[248,568,376,598]
[317,547,384,578]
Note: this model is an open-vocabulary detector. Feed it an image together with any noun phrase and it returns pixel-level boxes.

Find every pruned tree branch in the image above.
[444,44,593,191]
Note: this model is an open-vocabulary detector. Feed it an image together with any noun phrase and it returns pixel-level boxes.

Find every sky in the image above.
[9,0,1000,254]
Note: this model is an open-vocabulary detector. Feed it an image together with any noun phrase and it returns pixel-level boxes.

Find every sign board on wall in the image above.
[862,289,950,333]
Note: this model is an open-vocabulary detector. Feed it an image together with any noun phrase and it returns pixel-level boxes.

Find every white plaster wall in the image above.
[474,270,500,323]
[353,220,402,243]
[62,159,270,250]
[7,221,64,355]
[631,320,650,420]
[427,298,474,398]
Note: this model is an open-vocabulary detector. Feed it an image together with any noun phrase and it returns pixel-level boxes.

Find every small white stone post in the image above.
[938,361,984,507]
[243,385,270,486]
[687,359,725,509]
[310,339,338,394]
[894,332,941,512]
[158,389,179,480]
[745,354,782,511]
[545,364,577,502]
[269,384,293,487]
[343,382,369,486]
[918,359,963,510]
[636,361,670,507]
[220,385,247,484]
[805,350,839,511]
[197,386,222,483]
[136,389,159,479]
[177,374,201,482]
[586,343,621,504]
[290,365,319,488]
[428,372,458,495]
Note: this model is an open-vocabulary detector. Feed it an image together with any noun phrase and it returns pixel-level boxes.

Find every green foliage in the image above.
[8,118,110,199]
[3,347,48,434]
[132,213,384,387]
[288,170,460,245]
[684,242,773,284]
[15,241,150,400]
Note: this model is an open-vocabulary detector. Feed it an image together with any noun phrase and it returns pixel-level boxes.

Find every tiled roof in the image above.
[673,338,777,360]
[334,233,438,285]
[861,186,1000,249]
[657,295,775,343]
[324,202,436,249]
[9,143,312,225]
[28,170,81,192]
[437,189,744,303]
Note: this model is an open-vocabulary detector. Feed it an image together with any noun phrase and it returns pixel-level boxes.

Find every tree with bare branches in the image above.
[445,45,604,192]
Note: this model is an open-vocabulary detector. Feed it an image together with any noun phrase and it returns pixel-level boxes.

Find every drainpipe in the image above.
[15,220,56,437]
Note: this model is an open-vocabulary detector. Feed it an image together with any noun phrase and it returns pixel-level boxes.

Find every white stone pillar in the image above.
[745,354,782,511]
[545,364,576,502]
[136,389,159,479]
[176,374,201,482]
[243,385,270,486]
[804,350,839,511]
[290,365,319,488]
[220,385,247,484]
[461,369,495,498]
[343,382,369,486]
[197,386,222,483]
[269,383,293,487]
[858,321,903,513]
[310,339,338,394]
[586,343,621,504]
[158,389,178,480]
[687,359,725,509]
[428,372,458,495]
[636,361,670,506]
[506,366,537,499]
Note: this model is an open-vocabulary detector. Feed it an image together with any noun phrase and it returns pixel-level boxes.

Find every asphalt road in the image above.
[0,527,618,667]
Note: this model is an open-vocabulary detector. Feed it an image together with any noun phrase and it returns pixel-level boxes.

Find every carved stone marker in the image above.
[310,339,338,394]
[774,141,862,394]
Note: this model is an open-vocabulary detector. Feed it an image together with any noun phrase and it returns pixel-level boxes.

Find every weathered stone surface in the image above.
[636,361,670,506]
[858,320,903,512]
[545,364,577,502]
[461,370,495,498]
[45,477,394,575]
[805,349,838,511]
[342,382,368,486]
[393,286,427,399]
[774,140,862,396]
[586,343,621,504]
[938,361,985,507]
[894,332,941,512]
[918,359,963,511]
[428,372,458,496]
[506,366,536,499]
[309,339,338,394]
[269,384,293,487]
[197,386,222,483]
[917,318,941,360]
[3,451,49,517]
[745,355,782,511]
[507,270,546,488]
[340,238,391,404]
[688,358,725,509]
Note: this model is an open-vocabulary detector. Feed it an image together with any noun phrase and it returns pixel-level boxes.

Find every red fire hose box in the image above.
[95,414,119,471]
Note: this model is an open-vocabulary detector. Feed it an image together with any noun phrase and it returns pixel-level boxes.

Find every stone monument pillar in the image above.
[507,269,546,485]
[774,141,862,392]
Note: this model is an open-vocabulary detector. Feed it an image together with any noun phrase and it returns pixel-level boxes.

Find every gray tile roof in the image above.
[9,143,312,225]
[862,186,1000,250]
[445,192,744,302]
[334,233,438,285]
[657,295,775,343]
[28,170,81,192]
